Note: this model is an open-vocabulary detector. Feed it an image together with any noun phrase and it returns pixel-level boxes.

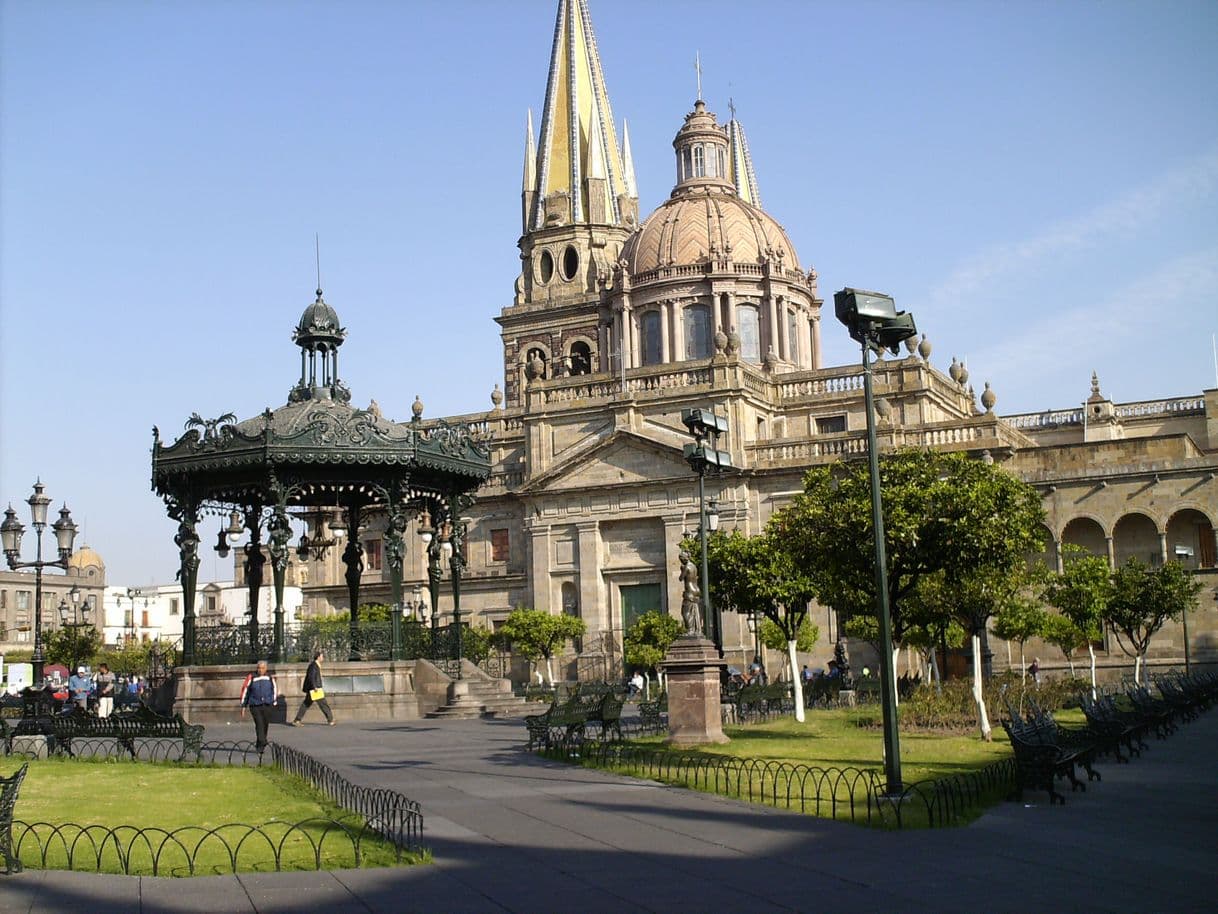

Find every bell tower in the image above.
[497,0,639,406]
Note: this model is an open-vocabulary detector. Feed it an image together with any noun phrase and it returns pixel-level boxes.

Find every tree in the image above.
[993,595,1048,681]
[773,449,1046,688]
[1040,613,1090,677]
[497,607,587,685]
[45,625,102,674]
[462,623,496,665]
[692,528,818,721]
[759,615,819,681]
[1042,547,1111,697]
[1105,559,1202,684]
[624,611,682,696]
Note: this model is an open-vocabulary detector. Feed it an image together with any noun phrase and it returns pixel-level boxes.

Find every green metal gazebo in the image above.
[151,287,491,664]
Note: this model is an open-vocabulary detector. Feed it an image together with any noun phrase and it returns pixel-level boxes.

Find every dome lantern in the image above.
[290,288,350,403]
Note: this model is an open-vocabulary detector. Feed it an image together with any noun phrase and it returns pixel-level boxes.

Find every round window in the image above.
[561,245,579,281]
[538,250,554,283]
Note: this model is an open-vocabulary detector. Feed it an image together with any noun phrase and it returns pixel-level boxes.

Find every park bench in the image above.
[638,692,667,731]
[1123,685,1177,739]
[0,763,28,874]
[525,688,593,750]
[803,675,843,709]
[1001,696,1099,805]
[585,689,626,741]
[1077,692,1148,760]
[4,705,204,761]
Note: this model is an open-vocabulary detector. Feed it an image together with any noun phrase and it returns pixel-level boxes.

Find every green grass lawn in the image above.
[0,758,425,876]
[574,708,1018,827]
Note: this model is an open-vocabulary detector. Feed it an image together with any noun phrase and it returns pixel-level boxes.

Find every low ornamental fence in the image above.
[534,736,1018,829]
[188,620,470,666]
[7,740,424,876]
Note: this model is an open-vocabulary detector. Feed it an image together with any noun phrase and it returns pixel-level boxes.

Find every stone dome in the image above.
[67,545,105,572]
[622,188,802,275]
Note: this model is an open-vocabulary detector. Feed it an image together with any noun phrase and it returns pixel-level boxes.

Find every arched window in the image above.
[787,310,800,363]
[684,304,711,359]
[568,340,592,376]
[737,305,761,363]
[640,311,663,366]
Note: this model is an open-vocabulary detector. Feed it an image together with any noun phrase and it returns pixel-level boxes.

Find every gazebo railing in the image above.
[183,620,476,666]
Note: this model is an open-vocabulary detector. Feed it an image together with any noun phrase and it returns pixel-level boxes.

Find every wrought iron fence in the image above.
[532,736,1019,829]
[185,620,474,666]
[9,817,407,876]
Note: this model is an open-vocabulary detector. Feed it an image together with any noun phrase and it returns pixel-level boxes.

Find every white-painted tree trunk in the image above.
[643,672,651,700]
[892,646,902,707]
[972,633,992,741]
[1006,640,1012,669]
[1088,643,1097,700]
[928,649,942,694]
[544,655,555,686]
[1019,643,1026,683]
[1134,652,1142,685]
[787,639,806,722]
[1067,655,1075,677]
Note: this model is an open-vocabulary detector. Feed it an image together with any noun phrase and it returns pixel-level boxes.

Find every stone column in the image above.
[1105,535,1116,568]
[811,316,822,369]
[659,302,670,364]
[1158,531,1169,566]
[776,296,787,361]
[710,292,722,340]
[530,521,552,612]
[1054,538,1064,574]
[576,521,604,635]
[766,295,779,360]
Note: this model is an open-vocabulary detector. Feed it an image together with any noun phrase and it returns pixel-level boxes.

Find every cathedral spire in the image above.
[727,101,762,207]
[530,0,634,230]
[522,109,537,233]
[621,119,638,199]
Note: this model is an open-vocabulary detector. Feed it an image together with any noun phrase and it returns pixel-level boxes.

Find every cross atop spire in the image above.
[696,51,703,101]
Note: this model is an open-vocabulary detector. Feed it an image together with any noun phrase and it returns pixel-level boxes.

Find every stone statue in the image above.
[678,548,703,636]
[834,636,852,686]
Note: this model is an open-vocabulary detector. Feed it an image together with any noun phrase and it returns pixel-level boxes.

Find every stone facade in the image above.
[296,0,1218,683]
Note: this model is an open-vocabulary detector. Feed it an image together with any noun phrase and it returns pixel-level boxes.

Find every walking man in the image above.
[240,660,278,752]
[291,650,335,726]
[95,663,116,718]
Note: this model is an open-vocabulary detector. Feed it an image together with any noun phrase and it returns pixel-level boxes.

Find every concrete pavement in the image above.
[2,711,1216,912]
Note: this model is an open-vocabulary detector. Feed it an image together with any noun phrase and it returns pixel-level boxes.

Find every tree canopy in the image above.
[623,611,682,674]
[498,607,586,663]
[772,449,1046,645]
[1105,559,1201,679]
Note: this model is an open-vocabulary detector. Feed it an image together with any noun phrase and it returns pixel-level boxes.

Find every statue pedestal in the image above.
[660,634,729,746]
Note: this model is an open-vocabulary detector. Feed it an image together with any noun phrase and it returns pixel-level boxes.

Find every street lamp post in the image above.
[57,585,93,672]
[682,408,731,653]
[834,287,917,797]
[746,607,763,674]
[1,481,80,684]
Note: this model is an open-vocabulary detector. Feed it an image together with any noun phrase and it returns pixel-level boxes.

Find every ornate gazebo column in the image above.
[173,507,201,666]
[384,500,409,661]
[243,504,266,662]
[343,502,365,660]
[268,504,291,662]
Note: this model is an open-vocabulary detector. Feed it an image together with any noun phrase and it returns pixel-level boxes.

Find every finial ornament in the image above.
[695,51,703,101]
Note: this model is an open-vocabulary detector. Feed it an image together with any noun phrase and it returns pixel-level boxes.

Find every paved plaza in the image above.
[1,711,1216,913]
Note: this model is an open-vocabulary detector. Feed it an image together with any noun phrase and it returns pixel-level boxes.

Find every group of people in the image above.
[49,665,141,716]
[801,660,845,683]
[239,650,336,752]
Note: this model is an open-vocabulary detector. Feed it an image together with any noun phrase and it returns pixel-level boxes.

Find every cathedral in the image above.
[299,0,1218,681]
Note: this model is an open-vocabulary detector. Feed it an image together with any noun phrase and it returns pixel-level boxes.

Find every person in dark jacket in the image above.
[291,650,335,726]
[240,661,278,751]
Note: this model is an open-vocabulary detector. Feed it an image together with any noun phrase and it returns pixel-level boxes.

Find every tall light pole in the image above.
[2,481,80,684]
[835,288,917,797]
[682,408,731,652]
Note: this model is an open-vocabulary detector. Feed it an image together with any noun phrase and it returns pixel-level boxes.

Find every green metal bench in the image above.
[0,764,28,874]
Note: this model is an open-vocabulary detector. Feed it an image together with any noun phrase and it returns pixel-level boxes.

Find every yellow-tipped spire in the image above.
[530,0,634,229]
[727,100,762,207]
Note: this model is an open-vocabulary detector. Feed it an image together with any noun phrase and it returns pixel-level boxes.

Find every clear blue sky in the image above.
[3,0,1216,586]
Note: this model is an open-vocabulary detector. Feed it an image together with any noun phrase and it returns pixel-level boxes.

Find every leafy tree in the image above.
[1105,559,1201,683]
[1040,613,1090,677]
[45,625,103,673]
[1042,547,1111,697]
[624,611,682,694]
[993,595,1048,681]
[357,603,392,622]
[759,615,819,654]
[773,450,1046,710]
[462,623,496,665]
[497,607,587,685]
[691,527,818,721]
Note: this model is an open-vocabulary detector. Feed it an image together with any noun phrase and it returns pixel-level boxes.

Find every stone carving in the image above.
[678,548,703,636]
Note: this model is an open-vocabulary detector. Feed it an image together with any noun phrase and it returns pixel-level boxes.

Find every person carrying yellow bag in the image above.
[291,650,336,726]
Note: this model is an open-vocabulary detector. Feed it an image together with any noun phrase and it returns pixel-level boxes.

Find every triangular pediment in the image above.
[522,430,690,493]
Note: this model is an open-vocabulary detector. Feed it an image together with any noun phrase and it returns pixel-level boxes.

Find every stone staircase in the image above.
[425,676,533,719]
